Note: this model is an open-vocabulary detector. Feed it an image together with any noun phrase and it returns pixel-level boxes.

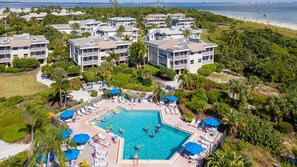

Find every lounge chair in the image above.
[77,145,85,151]
[99,141,112,147]
[174,108,180,115]
[81,108,89,115]
[94,154,106,161]
[165,108,170,114]
[64,118,72,123]
[95,149,108,156]
[97,133,106,140]
[188,118,197,126]
[169,107,175,114]
[94,161,108,167]
[89,139,100,148]
[93,103,100,108]
[193,119,201,128]
[77,110,84,116]
[189,154,201,160]
[88,106,97,110]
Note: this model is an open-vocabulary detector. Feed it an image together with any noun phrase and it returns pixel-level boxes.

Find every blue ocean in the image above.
[0,2,296,23]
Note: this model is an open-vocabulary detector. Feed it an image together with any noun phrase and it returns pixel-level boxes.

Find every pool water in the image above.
[89,107,191,160]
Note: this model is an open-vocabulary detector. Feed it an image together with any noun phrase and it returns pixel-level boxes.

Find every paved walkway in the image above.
[36,70,54,87]
[0,140,31,160]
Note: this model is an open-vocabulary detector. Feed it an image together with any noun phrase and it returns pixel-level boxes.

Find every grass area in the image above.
[143,64,160,76]
[0,69,48,98]
[241,143,279,167]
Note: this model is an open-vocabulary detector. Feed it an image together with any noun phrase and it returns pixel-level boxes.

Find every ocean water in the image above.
[0,2,297,24]
[88,107,191,160]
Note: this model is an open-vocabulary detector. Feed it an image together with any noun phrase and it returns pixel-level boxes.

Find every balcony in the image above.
[115,49,128,53]
[0,50,10,54]
[31,47,47,51]
[174,64,187,69]
[174,55,187,60]
[120,56,128,61]
[203,60,213,64]
[202,51,213,56]
[32,54,47,59]
[0,57,10,63]
[83,52,98,57]
[83,60,98,65]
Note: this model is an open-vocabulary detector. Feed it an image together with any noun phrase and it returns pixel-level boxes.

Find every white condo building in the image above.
[146,27,202,41]
[98,25,139,42]
[145,13,195,28]
[146,38,217,74]
[50,19,107,36]
[0,34,49,65]
[69,37,132,71]
[107,17,136,27]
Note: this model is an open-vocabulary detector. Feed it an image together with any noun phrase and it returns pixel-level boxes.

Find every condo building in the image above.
[107,17,136,27]
[69,37,132,71]
[50,19,107,36]
[146,27,202,41]
[0,34,49,65]
[145,13,195,28]
[98,25,139,42]
[146,38,217,74]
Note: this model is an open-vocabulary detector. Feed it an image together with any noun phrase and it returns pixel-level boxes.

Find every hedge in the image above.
[4,67,32,73]
[3,96,24,107]
[275,122,293,134]
[144,64,160,76]
[0,64,5,72]
[12,57,40,69]
[159,66,176,80]
[197,64,216,76]
[3,124,27,142]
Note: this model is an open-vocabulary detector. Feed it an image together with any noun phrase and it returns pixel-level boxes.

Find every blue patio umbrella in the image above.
[160,94,164,102]
[64,149,79,161]
[36,152,55,163]
[185,142,204,154]
[203,118,220,127]
[110,89,120,95]
[60,110,75,120]
[101,80,105,87]
[72,133,90,145]
[166,95,179,101]
[61,129,73,139]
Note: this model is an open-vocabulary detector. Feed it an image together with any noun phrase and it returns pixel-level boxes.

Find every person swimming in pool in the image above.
[106,125,113,133]
[120,128,125,134]
[144,126,149,131]
[136,144,142,150]
[156,127,160,133]
[151,132,155,137]
[133,153,138,164]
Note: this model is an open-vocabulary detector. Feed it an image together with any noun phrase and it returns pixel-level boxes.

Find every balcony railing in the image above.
[31,47,47,51]
[32,54,47,59]
[115,49,128,53]
[203,60,213,64]
[174,55,187,60]
[83,60,98,65]
[0,50,10,54]
[174,64,187,69]
[120,56,128,61]
[83,52,98,57]
[202,51,213,56]
[0,57,10,63]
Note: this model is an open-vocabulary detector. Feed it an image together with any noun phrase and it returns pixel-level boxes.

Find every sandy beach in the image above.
[218,13,297,31]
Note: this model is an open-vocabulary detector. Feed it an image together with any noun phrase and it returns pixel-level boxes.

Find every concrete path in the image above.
[36,70,54,87]
[0,140,30,160]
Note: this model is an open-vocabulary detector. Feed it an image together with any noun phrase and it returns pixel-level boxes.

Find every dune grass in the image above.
[0,70,48,98]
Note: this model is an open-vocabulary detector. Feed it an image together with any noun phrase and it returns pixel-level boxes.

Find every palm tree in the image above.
[116,25,126,38]
[105,50,120,64]
[177,69,192,89]
[207,150,246,167]
[223,110,244,140]
[152,86,163,102]
[182,29,192,39]
[264,96,289,122]
[227,28,242,47]
[71,23,80,34]
[166,16,171,27]
[128,40,148,68]
[52,78,70,108]
[29,127,76,167]
[247,75,262,91]
[122,35,131,41]
[138,68,152,78]
[61,80,71,109]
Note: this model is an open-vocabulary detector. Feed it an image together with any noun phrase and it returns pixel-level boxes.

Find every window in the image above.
[12,47,18,50]
[210,55,213,60]
[13,54,18,58]
[24,46,28,49]
[24,54,28,58]
[198,59,201,63]
[190,60,194,64]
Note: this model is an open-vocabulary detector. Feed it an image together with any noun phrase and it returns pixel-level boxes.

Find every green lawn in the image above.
[0,70,48,98]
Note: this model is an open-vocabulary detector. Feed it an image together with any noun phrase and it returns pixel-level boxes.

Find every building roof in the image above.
[108,17,136,21]
[0,34,49,46]
[159,40,180,50]
[69,37,131,48]
[99,25,138,32]
[186,43,206,52]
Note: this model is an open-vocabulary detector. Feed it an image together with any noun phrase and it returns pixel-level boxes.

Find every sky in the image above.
[0,0,294,2]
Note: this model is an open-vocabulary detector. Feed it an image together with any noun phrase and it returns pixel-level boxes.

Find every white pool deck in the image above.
[67,99,222,167]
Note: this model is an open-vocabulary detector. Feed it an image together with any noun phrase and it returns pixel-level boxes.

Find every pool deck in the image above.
[67,99,222,167]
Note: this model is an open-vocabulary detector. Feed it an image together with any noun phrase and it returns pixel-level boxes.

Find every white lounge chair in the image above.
[94,161,108,167]
[88,106,97,110]
[95,154,106,161]
[77,110,84,116]
[165,108,170,114]
[169,107,175,114]
[99,141,111,147]
[193,119,201,128]
[64,118,72,123]
[81,108,89,115]
[188,118,197,126]
[93,103,100,108]
[97,133,106,140]
[89,139,100,148]
[174,108,180,115]
[77,145,85,151]
[189,154,201,160]
[95,149,108,156]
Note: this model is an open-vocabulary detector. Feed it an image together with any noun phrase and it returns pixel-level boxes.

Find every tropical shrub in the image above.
[0,64,5,72]
[214,62,225,73]
[90,90,98,97]
[4,67,29,73]
[237,114,283,153]
[0,151,28,167]
[248,93,268,107]
[143,64,160,76]
[51,61,75,70]
[70,77,81,90]
[206,90,221,104]
[159,66,176,80]
[213,102,231,114]
[292,147,297,158]
[275,122,293,134]
[140,78,152,87]
[197,64,216,76]
[41,64,53,75]
[3,124,27,142]
[3,96,24,107]
[67,65,80,76]
[82,71,95,82]
[12,58,40,69]
[183,113,195,122]
[186,96,208,114]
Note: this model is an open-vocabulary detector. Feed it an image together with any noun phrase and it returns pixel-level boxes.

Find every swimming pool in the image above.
[88,107,191,160]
